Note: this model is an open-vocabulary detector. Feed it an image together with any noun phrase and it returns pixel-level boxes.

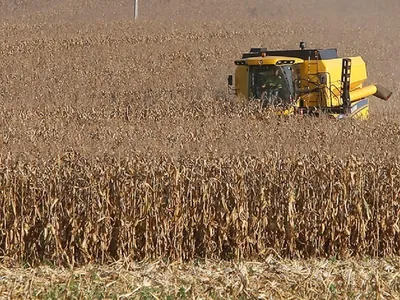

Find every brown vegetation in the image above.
[0,0,400,297]
[1,153,400,266]
[1,257,400,299]
[0,19,399,160]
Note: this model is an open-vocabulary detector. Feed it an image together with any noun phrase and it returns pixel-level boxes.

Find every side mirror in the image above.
[228,75,233,86]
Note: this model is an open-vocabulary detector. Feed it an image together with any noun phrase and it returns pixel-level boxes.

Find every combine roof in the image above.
[242,48,339,60]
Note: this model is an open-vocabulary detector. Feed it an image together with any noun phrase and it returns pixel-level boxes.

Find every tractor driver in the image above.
[260,68,284,90]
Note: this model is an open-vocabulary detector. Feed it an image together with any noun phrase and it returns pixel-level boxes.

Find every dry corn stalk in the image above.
[0,152,399,266]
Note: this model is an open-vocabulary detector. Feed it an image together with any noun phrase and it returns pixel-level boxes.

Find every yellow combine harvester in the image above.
[227,42,392,119]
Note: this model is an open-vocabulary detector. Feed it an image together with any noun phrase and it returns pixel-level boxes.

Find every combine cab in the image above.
[227,42,392,119]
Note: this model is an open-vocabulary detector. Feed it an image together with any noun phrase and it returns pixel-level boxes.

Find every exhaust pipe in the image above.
[350,84,393,101]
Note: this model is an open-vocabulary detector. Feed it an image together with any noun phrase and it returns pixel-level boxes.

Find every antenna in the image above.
[134,0,139,20]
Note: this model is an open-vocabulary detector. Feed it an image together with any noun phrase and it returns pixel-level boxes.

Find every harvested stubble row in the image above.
[0,152,399,266]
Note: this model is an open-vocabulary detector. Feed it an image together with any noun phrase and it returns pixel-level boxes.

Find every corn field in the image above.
[0,153,399,266]
[1,2,400,298]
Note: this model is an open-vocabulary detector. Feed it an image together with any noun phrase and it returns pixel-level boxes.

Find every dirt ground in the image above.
[1,257,400,299]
